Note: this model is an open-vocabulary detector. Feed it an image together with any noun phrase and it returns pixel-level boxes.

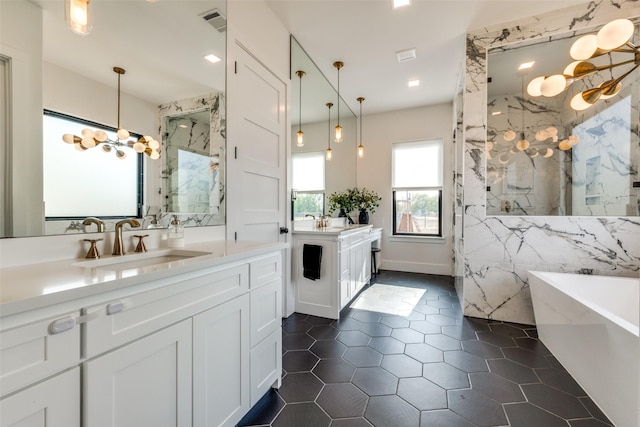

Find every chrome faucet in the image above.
[83,217,105,233]
[113,218,141,255]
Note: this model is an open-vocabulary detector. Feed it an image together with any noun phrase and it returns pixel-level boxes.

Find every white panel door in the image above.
[83,320,192,427]
[227,43,287,243]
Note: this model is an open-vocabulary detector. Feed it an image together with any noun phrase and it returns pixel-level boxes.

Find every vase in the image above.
[358,209,369,224]
[339,209,355,224]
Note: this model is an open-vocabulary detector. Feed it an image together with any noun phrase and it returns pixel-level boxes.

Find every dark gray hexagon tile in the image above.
[282,350,319,373]
[477,331,517,348]
[503,402,570,427]
[409,320,442,335]
[441,325,477,341]
[502,347,551,368]
[534,367,587,397]
[381,315,410,328]
[425,314,458,326]
[469,372,525,403]
[426,299,453,309]
[381,354,423,378]
[579,397,613,425]
[277,372,323,403]
[569,418,614,427]
[332,317,364,331]
[397,377,446,411]
[343,346,383,367]
[447,388,508,427]
[308,325,340,340]
[444,350,489,373]
[522,383,591,419]
[487,358,538,384]
[282,333,315,351]
[514,337,552,354]
[310,339,347,358]
[283,319,312,334]
[490,322,529,338]
[351,310,382,323]
[461,339,503,359]
[403,311,427,320]
[237,389,284,427]
[391,327,425,344]
[404,343,443,363]
[419,409,475,427]
[458,317,492,332]
[358,321,392,337]
[364,395,420,427]
[330,418,373,427]
[424,333,462,351]
[337,330,371,346]
[367,336,405,354]
[272,402,331,427]
[306,315,334,326]
[352,367,399,396]
[439,307,463,319]
[422,362,469,389]
[316,383,368,419]
[313,358,356,383]
[412,304,440,315]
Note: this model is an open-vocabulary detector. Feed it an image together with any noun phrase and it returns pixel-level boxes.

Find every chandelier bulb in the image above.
[596,18,634,51]
[296,130,304,147]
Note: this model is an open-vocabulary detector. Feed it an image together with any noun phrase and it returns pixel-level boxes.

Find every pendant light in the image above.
[66,0,92,36]
[333,61,344,143]
[357,97,365,158]
[295,70,305,147]
[62,67,161,159]
[326,102,333,160]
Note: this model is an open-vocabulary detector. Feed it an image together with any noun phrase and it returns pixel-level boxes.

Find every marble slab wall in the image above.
[458,1,640,325]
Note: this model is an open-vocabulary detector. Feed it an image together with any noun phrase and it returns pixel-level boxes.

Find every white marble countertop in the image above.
[292,224,373,236]
[0,240,288,317]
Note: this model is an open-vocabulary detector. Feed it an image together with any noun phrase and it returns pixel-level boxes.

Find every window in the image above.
[43,110,142,219]
[292,152,325,219]
[392,139,443,236]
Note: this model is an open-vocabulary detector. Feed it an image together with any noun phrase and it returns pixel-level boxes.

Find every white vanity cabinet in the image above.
[294,226,372,319]
[0,246,285,427]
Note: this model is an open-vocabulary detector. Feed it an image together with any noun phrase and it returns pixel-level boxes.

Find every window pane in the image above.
[43,112,140,218]
[292,152,324,191]
[392,139,443,188]
[293,193,324,220]
[393,190,441,236]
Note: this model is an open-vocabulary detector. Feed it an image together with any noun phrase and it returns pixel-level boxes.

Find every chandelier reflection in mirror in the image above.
[526,18,639,111]
[62,67,161,160]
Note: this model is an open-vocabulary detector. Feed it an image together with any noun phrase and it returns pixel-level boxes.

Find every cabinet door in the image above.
[250,329,282,406]
[250,278,282,346]
[193,294,250,427]
[0,367,80,427]
[83,320,192,427]
[339,248,351,308]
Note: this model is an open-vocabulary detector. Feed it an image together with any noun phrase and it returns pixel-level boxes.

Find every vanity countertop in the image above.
[0,240,288,317]
[292,224,373,236]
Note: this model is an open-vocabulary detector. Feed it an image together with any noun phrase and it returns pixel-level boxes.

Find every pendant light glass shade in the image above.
[333,61,344,143]
[357,97,365,158]
[570,34,599,60]
[295,70,305,147]
[66,0,92,36]
[596,19,634,50]
[326,102,333,161]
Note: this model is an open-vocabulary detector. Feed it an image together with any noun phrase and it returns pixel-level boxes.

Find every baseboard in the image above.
[380,260,452,276]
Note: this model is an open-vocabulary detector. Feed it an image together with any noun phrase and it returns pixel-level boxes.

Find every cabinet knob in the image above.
[49,316,76,334]
[106,301,125,315]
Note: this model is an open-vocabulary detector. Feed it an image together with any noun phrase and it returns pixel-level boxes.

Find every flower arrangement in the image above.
[327,187,381,214]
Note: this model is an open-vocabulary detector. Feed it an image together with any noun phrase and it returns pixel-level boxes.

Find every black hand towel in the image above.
[303,244,323,281]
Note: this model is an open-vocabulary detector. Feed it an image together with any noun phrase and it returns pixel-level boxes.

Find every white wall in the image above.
[357,104,454,276]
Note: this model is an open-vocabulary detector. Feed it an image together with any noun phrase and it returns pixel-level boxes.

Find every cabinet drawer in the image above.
[250,253,282,289]
[84,264,248,358]
[348,230,369,245]
[0,312,80,397]
[250,278,282,347]
[249,329,282,406]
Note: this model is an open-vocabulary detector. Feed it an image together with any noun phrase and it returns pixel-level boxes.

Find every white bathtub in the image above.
[529,271,639,427]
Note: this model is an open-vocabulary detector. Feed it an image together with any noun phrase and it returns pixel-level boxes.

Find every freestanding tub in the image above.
[529,271,639,427]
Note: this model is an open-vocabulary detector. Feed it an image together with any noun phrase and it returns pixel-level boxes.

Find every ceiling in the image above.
[265,0,585,117]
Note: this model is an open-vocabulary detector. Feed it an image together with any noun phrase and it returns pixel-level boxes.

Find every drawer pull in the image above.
[106,301,125,315]
[49,316,76,334]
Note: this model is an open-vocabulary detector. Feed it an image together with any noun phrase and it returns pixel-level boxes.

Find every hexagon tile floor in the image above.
[237,270,613,427]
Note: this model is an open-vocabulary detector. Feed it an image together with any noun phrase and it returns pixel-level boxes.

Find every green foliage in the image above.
[353,187,382,214]
[327,187,382,214]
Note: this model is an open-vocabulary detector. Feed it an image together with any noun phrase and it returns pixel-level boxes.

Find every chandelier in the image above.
[62,67,161,160]
[526,18,639,111]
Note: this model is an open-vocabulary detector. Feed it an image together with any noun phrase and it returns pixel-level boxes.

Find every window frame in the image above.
[391,138,444,237]
[291,151,326,220]
[43,109,144,220]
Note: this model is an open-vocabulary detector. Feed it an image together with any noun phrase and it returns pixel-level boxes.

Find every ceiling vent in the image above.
[200,8,227,32]
[396,48,416,63]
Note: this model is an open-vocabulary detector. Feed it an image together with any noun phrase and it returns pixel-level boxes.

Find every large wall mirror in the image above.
[0,0,226,238]
[290,37,357,220]
[486,20,639,216]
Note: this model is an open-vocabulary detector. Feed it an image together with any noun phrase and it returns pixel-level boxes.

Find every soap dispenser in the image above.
[167,215,184,248]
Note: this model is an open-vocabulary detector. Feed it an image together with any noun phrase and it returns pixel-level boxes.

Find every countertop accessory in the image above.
[113,218,141,255]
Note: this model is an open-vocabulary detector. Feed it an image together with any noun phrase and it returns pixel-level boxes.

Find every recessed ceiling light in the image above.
[204,53,221,64]
[396,48,416,63]
[393,0,411,8]
[491,111,502,116]
[518,61,535,70]
[408,79,420,87]
[179,124,189,128]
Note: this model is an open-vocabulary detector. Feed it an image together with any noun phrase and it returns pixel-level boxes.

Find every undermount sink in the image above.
[73,249,212,272]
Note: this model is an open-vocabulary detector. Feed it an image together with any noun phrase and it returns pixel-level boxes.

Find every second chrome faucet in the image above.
[113,218,141,255]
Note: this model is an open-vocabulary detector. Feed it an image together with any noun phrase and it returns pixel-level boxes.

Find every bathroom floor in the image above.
[237,270,612,427]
